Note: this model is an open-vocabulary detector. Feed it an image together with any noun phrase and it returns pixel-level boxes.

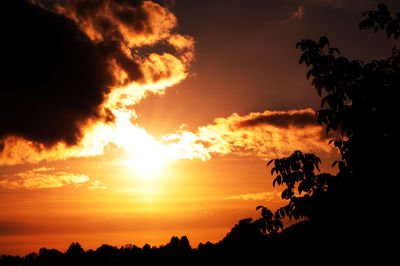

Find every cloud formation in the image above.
[0,167,104,190]
[0,0,193,145]
[1,0,116,146]
[0,106,334,166]
[0,0,195,165]
[224,191,281,201]
[236,109,318,129]
[0,2,334,167]
[162,108,335,162]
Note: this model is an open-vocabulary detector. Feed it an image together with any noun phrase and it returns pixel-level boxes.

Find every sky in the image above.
[1,0,399,255]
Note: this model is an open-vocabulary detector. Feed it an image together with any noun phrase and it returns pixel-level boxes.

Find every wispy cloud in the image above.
[224,191,281,201]
[88,180,107,190]
[281,5,304,24]
[0,167,105,190]
[236,109,318,129]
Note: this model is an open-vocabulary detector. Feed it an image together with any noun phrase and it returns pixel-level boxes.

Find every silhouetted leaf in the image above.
[279,208,285,218]
[318,36,329,48]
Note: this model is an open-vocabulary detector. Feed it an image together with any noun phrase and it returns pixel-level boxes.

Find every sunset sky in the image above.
[1,0,399,255]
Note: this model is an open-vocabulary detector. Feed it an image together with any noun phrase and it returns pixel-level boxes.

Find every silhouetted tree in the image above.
[38,248,63,266]
[65,242,85,265]
[258,3,400,250]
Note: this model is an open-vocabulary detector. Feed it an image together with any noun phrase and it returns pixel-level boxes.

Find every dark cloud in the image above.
[61,0,147,42]
[0,0,147,146]
[237,111,318,129]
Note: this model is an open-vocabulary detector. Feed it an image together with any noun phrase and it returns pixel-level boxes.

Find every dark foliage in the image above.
[257,3,399,255]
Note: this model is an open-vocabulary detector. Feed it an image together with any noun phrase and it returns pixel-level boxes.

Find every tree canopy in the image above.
[257,3,400,245]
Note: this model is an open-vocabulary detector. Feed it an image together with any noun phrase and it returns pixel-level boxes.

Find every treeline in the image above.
[0,218,362,266]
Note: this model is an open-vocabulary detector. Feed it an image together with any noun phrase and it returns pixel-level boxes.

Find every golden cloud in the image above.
[162,108,335,162]
[0,107,334,166]
[0,167,104,190]
[224,191,281,201]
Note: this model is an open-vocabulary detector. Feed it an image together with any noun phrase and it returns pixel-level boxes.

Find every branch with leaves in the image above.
[256,151,335,235]
[257,3,400,236]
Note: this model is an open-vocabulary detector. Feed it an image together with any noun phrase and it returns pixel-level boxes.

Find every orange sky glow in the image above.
[4,0,397,255]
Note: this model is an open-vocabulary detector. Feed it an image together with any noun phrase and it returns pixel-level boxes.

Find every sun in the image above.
[125,130,170,179]
[130,146,168,178]
[98,110,171,179]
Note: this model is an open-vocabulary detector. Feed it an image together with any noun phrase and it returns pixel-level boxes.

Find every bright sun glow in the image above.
[130,143,169,179]
[107,111,170,179]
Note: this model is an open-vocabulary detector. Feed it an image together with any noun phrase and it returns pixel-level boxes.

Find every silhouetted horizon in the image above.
[0,218,364,265]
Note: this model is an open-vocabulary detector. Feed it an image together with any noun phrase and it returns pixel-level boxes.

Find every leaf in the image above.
[261,207,267,217]
[271,167,277,175]
[273,219,283,230]
[299,54,306,65]
[332,47,340,54]
[306,69,313,79]
[279,208,285,218]
[259,218,266,233]
[267,159,275,166]
[262,208,273,219]
[256,205,264,210]
[273,175,282,187]
[318,36,329,48]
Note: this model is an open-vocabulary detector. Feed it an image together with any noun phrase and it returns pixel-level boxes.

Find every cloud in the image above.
[88,180,107,190]
[0,107,334,166]
[0,0,193,146]
[236,109,318,129]
[161,108,335,162]
[0,1,327,173]
[0,0,195,165]
[1,0,116,146]
[224,191,281,201]
[0,167,105,190]
[280,5,304,24]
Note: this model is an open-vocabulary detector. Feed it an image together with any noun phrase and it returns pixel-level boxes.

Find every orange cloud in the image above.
[0,3,330,170]
[224,191,281,201]
[0,167,104,190]
[42,0,177,47]
[0,107,334,166]
[43,0,195,88]
[162,108,335,162]
[0,1,195,166]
